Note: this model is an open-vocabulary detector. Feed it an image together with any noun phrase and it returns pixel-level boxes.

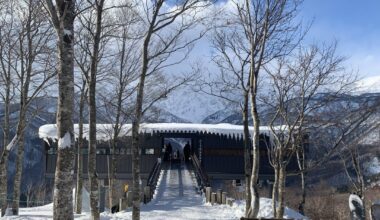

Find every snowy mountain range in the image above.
[157,85,229,123]
[355,75,380,94]
[160,75,380,124]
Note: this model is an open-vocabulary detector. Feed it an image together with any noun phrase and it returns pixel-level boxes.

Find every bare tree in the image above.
[200,25,252,215]
[129,1,211,219]
[24,181,48,207]
[74,1,124,217]
[8,0,56,215]
[0,1,18,215]
[97,7,141,209]
[0,0,56,215]
[264,44,355,218]
[84,1,105,218]
[74,77,87,214]
[338,110,380,219]
[44,0,76,219]
[230,0,303,217]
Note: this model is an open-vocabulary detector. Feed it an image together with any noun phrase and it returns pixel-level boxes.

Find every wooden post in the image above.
[206,187,212,203]
[144,186,151,203]
[371,201,380,220]
[268,181,274,198]
[222,192,227,205]
[211,192,217,205]
[119,198,126,211]
[226,198,234,207]
[216,189,222,204]
[126,191,133,207]
[99,185,105,212]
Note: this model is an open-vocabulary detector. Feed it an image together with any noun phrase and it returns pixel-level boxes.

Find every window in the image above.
[144,148,155,155]
[96,148,107,155]
[126,148,131,155]
[47,147,56,154]
[120,148,126,155]
[81,148,88,154]
[114,148,120,155]
[124,148,141,155]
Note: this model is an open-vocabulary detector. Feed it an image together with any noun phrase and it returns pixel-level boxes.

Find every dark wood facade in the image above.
[43,131,289,181]
[44,133,162,179]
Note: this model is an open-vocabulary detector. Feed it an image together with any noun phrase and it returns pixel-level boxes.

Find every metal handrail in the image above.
[190,154,210,192]
[146,158,162,189]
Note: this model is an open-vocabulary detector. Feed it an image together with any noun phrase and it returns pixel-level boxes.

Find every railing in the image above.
[190,154,210,193]
[144,158,162,203]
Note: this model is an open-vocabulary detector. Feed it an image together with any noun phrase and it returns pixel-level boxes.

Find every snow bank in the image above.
[73,187,91,213]
[6,179,307,220]
[3,188,91,219]
[232,198,308,220]
[58,132,72,149]
[365,157,380,175]
[349,194,363,211]
[39,123,280,142]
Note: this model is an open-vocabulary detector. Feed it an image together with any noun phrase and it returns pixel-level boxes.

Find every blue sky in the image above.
[169,0,380,79]
[300,0,380,77]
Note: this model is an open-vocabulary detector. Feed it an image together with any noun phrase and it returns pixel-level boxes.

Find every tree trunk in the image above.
[87,1,105,219]
[275,166,285,219]
[131,75,146,220]
[296,148,306,215]
[242,92,252,217]
[108,82,123,210]
[298,169,306,215]
[248,69,260,218]
[131,120,142,220]
[109,32,127,210]
[53,45,75,219]
[131,19,154,219]
[272,165,279,218]
[108,137,118,210]
[75,83,86,214]
[88,82,99,219]
[51,1,76,219]
[353,148,366,220]
[0,80,10,217]
[12,15,33,214]
[11,130,25,215]
[0,150,8,217]
[108,154,113,210]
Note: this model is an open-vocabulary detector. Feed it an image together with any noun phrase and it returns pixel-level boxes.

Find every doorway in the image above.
[163,137,192,162]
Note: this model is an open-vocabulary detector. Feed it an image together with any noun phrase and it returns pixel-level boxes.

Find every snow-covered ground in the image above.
[2,163,307,220]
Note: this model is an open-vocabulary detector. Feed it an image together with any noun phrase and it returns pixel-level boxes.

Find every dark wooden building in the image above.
[40,123,292,183]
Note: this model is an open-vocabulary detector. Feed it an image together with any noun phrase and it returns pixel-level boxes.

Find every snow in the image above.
[106,163,243,220]
[157,87,227,123]
[6,135,18,151]
[4,163,307,220]
[354,75,380,94]
[256,198,308,219]
[39,123,279,142]
[364,157,380,175]
[73,187,91,213]
[349,194,363,211]
[57,132,71,149]
[63,29,72,36]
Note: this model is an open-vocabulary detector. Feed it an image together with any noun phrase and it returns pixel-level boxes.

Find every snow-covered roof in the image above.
[38,123,276,142]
